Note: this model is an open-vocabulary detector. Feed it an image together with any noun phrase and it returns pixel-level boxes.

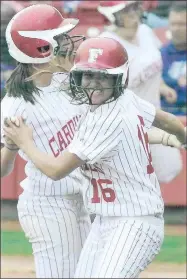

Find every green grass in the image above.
[1,230,32,256]
[155,235,186,263]
[1,231,186,263]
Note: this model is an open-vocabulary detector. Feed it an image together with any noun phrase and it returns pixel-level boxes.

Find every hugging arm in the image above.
[133,93,186,148]
[18,143,83,180]
[3,111,122,181]
[3,117,84,180]
[1,144,18,177]
[1,117,20,177]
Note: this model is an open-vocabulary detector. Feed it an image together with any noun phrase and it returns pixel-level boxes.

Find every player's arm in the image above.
[132,92,186,147]
[3,111,122,180]
[3,117,84,180]
[11,142,83,181]
[152,109,186,146]
[1,97,26,177]
[1,143,19,177]
[1,118,21,177]
[1,117,23,177]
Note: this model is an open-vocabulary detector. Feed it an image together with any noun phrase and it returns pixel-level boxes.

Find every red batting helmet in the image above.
[70,37,129,104]
[6,4,79,64]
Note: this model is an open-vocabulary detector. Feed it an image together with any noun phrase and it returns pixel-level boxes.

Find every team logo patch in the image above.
[88,48,103,63]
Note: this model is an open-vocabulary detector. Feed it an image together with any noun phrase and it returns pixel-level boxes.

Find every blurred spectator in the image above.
[142,1,172,28]
[98,1,183,183]
[160,2,187,115]
[1,1,17,100]
[152,1,174,18]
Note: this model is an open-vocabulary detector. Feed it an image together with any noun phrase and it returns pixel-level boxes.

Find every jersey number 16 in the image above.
[91,178,116,203]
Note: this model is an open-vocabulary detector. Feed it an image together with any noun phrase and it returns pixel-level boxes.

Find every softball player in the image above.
[4,37,186,278]
[98,0,183,183]
[1,4,91,278]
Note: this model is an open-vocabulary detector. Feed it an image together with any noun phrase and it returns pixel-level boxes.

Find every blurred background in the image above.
[1,1,186,278]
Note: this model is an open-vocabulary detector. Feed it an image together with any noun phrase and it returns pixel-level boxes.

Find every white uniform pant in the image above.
[150,144,182,183]
[17,192,91,278]
[74,215,164,278]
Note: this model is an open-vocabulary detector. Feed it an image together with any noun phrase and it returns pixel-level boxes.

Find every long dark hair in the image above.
[5,63,41,104]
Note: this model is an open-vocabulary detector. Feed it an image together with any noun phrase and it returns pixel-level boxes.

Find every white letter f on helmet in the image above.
[88,48,103,63]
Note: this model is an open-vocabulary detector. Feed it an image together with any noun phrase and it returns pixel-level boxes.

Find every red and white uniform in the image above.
[69,89,164,217]
[1,73,91,278]
[69,89,164,278]
[99,24,182,183]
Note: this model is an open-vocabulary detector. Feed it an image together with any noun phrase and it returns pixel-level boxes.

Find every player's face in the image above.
[81,72,115,105]
[115,4,142,40]
[169,11,187,46]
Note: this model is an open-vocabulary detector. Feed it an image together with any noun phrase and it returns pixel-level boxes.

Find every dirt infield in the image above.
[1,256,186,278]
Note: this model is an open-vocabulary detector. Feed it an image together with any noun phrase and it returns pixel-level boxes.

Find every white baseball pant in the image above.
[17,192,91,278]
[74,215,164,278]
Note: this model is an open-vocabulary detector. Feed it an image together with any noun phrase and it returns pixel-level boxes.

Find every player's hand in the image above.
[4,116,20,128]
[55,46,74,73]
[3,117,33,150]
[160,83,177,104]
[162,133,182,149]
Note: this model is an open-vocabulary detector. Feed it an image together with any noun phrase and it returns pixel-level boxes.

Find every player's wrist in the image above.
[19,139,35,154]
[4,142,19,151]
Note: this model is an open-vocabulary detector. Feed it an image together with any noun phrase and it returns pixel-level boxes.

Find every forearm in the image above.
[20,141,83,180]
[153,109,185,143]
[1,146,18,177]
[20,141,62,180]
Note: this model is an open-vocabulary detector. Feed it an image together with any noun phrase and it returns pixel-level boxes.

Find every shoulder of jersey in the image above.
[120,88,135,102]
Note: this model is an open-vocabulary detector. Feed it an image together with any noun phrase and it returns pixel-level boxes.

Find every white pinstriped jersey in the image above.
[69,89,164,217]
[1,73,85,196]
[100,24,163,108]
